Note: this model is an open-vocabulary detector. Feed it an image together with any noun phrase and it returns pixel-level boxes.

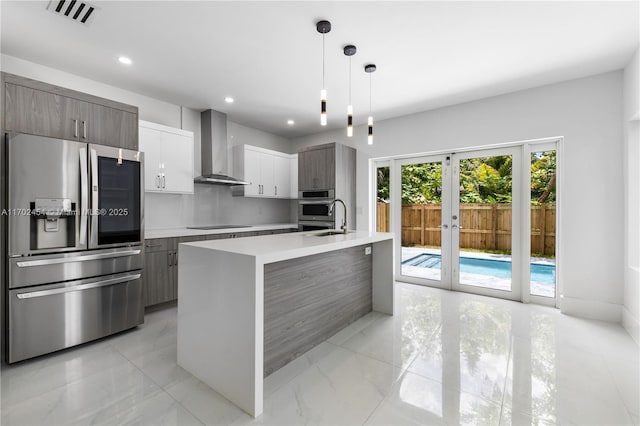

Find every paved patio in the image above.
[400,247,556,298]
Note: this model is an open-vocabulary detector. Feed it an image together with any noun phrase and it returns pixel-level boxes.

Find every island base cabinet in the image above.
[263,244,373,377]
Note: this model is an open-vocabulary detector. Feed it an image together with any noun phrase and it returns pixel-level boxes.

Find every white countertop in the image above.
[145,223,298,239]
[181,230,394,264]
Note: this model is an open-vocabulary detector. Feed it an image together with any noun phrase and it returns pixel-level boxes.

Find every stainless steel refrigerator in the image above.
[6,133,144,363]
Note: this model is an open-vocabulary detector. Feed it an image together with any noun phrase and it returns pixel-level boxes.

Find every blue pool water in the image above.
[402,253,555,284]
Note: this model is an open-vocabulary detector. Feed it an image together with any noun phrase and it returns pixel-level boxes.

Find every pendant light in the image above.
[343,45,356,137]
[365,64,376,145]
[316,20,331,126]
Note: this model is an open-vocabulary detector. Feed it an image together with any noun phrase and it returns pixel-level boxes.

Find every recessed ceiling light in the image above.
[287,120,295,125]
[225,97,234,103]
[118,56,132,65]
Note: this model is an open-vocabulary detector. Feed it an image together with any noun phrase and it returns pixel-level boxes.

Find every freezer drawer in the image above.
[8,271,143,363]
[8,246,143,289]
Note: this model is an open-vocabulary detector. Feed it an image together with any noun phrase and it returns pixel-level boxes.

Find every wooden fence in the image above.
[376,202,556,256]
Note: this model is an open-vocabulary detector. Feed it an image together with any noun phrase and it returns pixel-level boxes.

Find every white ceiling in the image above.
[1,1,638,138]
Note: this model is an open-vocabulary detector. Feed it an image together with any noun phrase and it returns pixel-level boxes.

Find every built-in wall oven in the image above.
[298,189,335,231]
[6,133,144,363]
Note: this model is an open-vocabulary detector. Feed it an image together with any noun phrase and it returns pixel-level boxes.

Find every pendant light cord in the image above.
[369,72,372,114]
[349,56,352,104]
[322,34,325,88]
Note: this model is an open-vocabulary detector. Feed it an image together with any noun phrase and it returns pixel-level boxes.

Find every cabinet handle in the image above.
[168,251,173,266]
[174,252,178,265]
[162,175,166,189]
[74,119,78,138]
[82,121,87,139]
[155,175,160,189]
[275,186,277,196]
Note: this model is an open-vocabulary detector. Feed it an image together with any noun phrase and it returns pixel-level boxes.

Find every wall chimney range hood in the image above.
[194,109,249,186]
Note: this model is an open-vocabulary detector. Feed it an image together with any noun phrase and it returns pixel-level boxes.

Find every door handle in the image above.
[73,119,79,138]
[90,148,99,247]
[452,225,463,229]
[16,250,142,267]
[82,120,87,139]
[16,273,141,299]
[79,147,88,245]
[440,224,449,229]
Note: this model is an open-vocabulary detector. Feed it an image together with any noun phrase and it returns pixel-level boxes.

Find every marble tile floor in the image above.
[1,283,638,426]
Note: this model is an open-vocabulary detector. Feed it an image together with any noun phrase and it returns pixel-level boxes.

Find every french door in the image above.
[390,147,522,301]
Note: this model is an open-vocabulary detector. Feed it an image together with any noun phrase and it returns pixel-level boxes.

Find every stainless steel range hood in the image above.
[194,109,249,186]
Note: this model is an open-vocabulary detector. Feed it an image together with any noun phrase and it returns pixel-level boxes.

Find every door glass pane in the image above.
[98,157,141,245]
[376,165,390,232]
[457,155,512,290]
[400,162,443,281]
[530,150,556,297]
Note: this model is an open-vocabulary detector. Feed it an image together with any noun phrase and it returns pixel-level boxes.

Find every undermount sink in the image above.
[309,230,351,237]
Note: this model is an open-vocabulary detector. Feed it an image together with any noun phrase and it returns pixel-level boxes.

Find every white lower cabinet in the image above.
[233,145,297,199]
[139,120,194,194]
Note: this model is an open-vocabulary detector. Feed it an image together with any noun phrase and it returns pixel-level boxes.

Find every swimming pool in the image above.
[402,253,555,284]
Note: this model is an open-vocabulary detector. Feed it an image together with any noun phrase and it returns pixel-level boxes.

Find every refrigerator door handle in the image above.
[90,148,99,247]
[15,250,142,267]
[15,273,141,299]
[79,147,88,245]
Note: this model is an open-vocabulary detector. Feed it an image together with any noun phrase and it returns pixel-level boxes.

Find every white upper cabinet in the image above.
[242,148,261,197]
[273,154,289,198]
[233,145,297,199]
[139,120,194,194]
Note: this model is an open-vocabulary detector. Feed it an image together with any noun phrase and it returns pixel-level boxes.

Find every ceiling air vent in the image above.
[46,0,99,26]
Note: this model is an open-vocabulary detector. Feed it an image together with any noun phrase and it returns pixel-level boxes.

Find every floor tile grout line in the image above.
[0,342,141,410]
[114,345,208,426]
[100,308,208,426]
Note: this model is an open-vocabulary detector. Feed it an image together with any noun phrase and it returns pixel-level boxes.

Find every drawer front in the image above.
[8,272,143,363]
[179,235,206,243]
[9,247,143,289]
[144,238,177,252]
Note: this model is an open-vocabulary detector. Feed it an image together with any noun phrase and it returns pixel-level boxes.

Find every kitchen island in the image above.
[176,230,394,417]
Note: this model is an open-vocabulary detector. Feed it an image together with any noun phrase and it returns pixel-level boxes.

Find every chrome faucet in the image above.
[328,198,348,234]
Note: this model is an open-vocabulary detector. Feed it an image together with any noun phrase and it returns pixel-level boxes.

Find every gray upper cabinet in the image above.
[84,102,138,149]
[3,73,138,150]
[298,144,335,190]
[5,83,79,140]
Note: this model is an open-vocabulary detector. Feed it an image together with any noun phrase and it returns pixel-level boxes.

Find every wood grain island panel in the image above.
[264,244,372,376]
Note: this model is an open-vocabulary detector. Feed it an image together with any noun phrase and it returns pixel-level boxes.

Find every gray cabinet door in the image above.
[142,250,174,307]
[5,83,79,140]
[298,146,335,190]
[83,103,138,149]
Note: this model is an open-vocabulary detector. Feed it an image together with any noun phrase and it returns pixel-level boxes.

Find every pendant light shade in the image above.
[344,45,356,137]
[365,64,376,145]
[317,20,331,126]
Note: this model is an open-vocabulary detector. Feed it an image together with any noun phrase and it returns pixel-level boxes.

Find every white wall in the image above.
[1,54,295,230]
[292,71,625,322]
[623,49,640,344]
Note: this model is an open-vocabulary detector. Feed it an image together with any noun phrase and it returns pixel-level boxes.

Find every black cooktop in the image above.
[186,225,252,230]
